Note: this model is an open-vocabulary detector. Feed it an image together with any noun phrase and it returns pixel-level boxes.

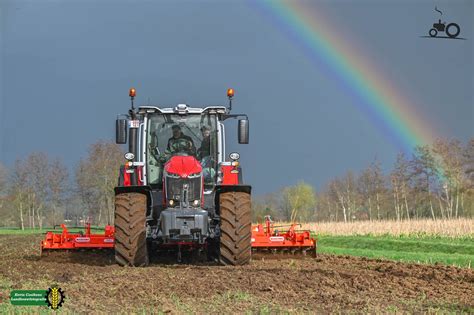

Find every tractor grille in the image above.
[166,175,201,203]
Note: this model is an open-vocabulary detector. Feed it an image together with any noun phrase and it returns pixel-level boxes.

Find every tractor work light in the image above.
[124,152,135,161]
[129,88,136,98]
[227,88,234,98]
[229,152,240,161]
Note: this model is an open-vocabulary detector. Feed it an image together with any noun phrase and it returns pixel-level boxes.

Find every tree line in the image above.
[0,141,123,229]
[0,138,472,228]
[253,138,474,222]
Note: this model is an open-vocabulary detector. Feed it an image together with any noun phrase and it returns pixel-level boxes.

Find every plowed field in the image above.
[0,234,472,313]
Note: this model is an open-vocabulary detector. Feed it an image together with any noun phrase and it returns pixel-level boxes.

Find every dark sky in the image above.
[1,0,473,194]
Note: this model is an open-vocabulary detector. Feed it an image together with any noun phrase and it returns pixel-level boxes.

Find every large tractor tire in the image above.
[114,193,149,267]
[218,192,251,266]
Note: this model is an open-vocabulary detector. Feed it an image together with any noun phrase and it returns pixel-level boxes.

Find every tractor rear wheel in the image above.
[114,193,149,267]
[218,192,251,266]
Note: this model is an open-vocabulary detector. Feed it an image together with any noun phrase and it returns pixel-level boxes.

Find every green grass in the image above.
[0,226,106,235]
[317,234,474,268]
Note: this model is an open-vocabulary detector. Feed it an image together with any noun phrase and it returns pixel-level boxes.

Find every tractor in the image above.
[429,19,461,38]
[113,88,251,266]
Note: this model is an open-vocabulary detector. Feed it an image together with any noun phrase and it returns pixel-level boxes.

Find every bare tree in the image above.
[0,162,12,226]
[464,139,474,184]
[281,182,316,222]
[23,153,51,229]
[358,167,374,220]
[0,162,7,207]
[391,153,411,220]
[10,160,29,229]
[0,163,6,191]
[431,139,465,218]
[48,159,69,226]
[462,138,474,216]
[329,172,358,222]
[410,145,439,220]
[75,141,123,225]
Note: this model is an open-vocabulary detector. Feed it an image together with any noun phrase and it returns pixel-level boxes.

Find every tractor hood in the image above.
[164,156,202,178]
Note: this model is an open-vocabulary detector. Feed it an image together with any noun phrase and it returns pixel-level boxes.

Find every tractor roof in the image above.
[138,104,227,115]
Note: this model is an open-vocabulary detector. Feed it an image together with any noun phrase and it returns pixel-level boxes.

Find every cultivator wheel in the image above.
[114,193,149,267]
[218,192,251,266]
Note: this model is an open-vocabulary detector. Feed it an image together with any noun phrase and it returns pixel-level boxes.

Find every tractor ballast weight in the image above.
[113,88,252,266]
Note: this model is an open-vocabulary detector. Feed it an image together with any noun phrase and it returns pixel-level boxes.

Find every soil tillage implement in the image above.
[40,222,115,255]
[251,216,317,257]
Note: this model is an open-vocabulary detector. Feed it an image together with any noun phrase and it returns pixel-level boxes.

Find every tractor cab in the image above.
[144,105,223,190]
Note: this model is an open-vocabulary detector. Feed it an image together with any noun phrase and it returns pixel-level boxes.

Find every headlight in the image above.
[229,152,240,161]
[192,200,200,207]
[124,152,135,161]
[168,199,175,207]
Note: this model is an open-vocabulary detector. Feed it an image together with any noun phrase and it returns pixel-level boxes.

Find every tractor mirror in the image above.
[116,119,128,144]
[238,119,249,144]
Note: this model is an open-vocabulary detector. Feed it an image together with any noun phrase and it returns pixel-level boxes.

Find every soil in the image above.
[0,234,473,313]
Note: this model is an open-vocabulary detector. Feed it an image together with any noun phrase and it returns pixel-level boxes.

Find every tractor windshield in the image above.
[146,113,218,188]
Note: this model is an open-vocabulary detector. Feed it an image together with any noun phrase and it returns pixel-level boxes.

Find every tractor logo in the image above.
[423,7,464,40]
[45,286,65,310]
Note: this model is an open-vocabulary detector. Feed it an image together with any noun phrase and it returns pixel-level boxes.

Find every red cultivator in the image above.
[40,223,115,254]
[251,216,317,257]
[40,216,316,259]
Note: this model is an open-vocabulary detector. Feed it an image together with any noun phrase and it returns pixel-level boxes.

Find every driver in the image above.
[166,124,196,155]
[197,125,211,160]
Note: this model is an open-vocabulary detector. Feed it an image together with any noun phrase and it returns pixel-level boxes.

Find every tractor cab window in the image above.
[147,113,218,188]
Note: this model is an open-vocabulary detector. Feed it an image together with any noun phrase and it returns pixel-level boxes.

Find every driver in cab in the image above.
[166,124,196,155]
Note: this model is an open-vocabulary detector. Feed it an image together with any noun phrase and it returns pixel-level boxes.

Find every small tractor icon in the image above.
[429,19,460,38]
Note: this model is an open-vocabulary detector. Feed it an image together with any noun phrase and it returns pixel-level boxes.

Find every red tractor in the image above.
[114,88,251,266]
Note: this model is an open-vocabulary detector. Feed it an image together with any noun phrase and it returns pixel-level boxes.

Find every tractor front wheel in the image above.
[114,193,149,267]
[218,192,251,266]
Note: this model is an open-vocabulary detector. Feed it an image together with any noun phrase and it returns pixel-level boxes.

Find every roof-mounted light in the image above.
[175,104,189,114]
[227,88,234,98]
[129,88,136,98]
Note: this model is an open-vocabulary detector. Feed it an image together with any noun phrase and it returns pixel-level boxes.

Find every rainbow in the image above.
[250,0,438,152]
